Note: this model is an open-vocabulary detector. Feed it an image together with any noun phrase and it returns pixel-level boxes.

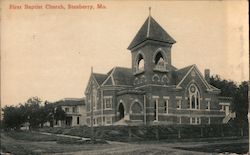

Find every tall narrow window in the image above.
[77,117,80,125]
[92,88,98,110]
[177,99,182,109]
[104,96,112,109]
[206,101,210,110]
[154,52,167,71]
[164,100,168,113]
[163,97,169,114]
[154,100,157,121]
[191,96,195,109]
[188,84,200,110]
[153,97,159,121]
[136,54,144,73]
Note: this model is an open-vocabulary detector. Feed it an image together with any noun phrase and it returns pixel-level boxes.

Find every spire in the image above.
[128,11,176,50]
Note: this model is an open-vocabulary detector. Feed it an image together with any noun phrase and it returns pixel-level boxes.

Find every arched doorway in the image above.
[118,103,125,120]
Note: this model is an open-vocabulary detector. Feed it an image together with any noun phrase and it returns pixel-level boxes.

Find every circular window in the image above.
[190,85,196,93]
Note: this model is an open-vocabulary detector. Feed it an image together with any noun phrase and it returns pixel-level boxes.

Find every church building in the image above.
[84,12,235,126]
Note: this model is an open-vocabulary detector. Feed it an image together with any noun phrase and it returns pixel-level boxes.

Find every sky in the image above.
[1,0,249,107]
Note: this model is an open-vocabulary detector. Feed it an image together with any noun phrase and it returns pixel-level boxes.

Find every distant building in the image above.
[84,13,235,126]
[53,98,87,127]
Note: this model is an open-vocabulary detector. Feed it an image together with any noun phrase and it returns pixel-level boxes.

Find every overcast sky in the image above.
[1,0,249,107]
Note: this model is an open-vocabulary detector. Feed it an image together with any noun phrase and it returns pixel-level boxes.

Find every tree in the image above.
[24,97,43,129]
[210,75,237,97]
[234,81,248,127]
[2,105,25,130]
[2,97,67,129]
[54,106,66,121]
[44,102,66,127]
[210,75,248,127]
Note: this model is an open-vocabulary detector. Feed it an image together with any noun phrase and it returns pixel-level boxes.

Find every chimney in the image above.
[204,69,210,83]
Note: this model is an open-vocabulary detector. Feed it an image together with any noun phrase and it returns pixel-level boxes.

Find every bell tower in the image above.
[128,8,176,86]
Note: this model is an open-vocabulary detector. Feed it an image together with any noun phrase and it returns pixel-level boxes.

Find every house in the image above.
[84,12,235,126]
[53,98,87,127]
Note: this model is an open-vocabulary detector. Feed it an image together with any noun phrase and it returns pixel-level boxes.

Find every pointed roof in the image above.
[175,65,194,84]
[92,73,108,85]
[102,67,134,86]
[128,16,176,50]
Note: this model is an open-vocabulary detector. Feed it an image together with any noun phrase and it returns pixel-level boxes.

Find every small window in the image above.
[197,118,201,124]
[206,101,210,110]
[177,100,182,109]
[104,97,112,109]
[72,107,77,113]
[105,117,112,125]
[65,107,69,112]
[190,117,201,124]
[164,100,168,113]
[191,117,196,124]
[77,117,80,125]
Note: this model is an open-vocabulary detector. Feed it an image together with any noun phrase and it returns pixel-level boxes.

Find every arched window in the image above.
[188,84,200,110]
[154,52,167,71]
[136,54,145,73]
[130,102,142,114]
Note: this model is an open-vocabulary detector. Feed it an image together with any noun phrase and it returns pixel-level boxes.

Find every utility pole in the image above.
[90,67,95,142]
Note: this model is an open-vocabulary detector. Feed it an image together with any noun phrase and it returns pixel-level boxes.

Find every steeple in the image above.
[128,9,176,50]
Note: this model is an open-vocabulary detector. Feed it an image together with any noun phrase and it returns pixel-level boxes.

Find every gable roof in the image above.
[175,64,220,92]
[102,67,134,86]
[128,16,176,50]
[175,65,194,84]
[93,73,108,85]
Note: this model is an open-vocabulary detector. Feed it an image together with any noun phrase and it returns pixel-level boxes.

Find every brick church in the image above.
[85,12,234,126]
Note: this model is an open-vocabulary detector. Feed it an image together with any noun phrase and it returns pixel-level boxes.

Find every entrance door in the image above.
[65,116,72,126]
[118,103,125,120]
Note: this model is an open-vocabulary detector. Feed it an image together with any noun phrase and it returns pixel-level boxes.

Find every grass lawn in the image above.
[1,131,110,155]
[1,130,248,155]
